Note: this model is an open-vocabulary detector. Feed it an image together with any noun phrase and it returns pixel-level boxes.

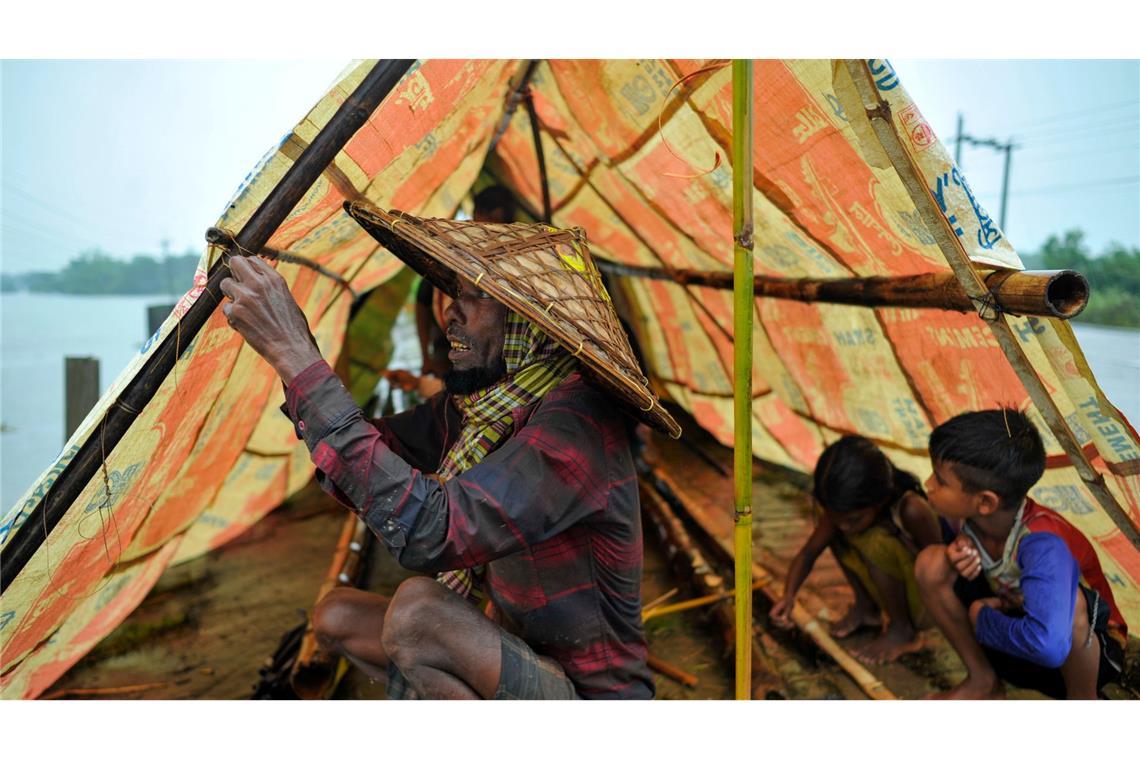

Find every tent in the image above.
[2,59,1137,699]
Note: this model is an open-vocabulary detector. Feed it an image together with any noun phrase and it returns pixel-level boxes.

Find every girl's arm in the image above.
[899,491,943,549]
[771,513,837,624]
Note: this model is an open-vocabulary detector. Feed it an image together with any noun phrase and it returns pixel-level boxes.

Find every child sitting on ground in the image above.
[915,409,1127,699]
[771,436,943,664]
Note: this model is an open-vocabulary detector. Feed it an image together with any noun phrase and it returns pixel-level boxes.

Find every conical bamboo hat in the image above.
[346,200,681,438]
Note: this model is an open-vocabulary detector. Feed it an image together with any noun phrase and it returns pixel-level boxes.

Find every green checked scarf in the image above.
[435,310,576,598]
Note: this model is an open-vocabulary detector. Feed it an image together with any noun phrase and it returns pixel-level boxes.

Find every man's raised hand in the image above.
[219,255,323,384]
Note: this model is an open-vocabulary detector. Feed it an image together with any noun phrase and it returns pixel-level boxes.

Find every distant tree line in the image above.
[1,249,201,295]
[2,231,1136,329]
[1020,230,1140,329]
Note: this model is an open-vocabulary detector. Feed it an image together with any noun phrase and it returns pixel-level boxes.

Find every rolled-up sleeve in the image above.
[974,532,1079,669]
[283,361,611,573]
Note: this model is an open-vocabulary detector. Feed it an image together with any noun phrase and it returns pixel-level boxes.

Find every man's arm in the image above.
[970,532,1080,668]
[287,361,611,573]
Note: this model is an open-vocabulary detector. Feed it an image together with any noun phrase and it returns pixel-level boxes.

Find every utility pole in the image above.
[999,139,1014,230]
[955,117,1018,230]
[954,112,964,166]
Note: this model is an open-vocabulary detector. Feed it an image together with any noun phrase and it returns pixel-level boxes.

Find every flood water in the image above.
[2,292,1138,510]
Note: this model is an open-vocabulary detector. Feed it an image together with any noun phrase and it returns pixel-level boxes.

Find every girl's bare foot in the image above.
[851,628,924,664]
[926,674,1005,700]
[831,605,880,638]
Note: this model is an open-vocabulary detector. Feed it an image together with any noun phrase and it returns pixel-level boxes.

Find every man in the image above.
[219,204,677,699]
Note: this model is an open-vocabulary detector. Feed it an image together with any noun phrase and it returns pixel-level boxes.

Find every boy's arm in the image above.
[899,492,943,549]
[772,515,836,624]
[971,532,1080,669]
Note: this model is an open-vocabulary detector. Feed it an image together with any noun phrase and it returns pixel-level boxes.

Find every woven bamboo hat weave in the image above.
[345,200,681,438]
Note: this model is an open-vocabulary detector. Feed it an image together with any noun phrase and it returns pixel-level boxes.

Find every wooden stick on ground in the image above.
[647,653,699,688]
[41,681,168,699]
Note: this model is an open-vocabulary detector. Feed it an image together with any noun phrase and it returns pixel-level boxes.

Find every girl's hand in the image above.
[947,535,982,581]
[770,595,795,628]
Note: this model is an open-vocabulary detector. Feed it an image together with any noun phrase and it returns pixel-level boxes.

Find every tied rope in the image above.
[208,227,359,300]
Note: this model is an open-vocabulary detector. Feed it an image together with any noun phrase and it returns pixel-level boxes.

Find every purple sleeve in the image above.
[282,360,611,573]
[974,532,1079,669]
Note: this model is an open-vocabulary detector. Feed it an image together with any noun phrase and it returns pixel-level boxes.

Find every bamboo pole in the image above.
[0,60,415,592]
[639,479,785,698]
[593,261,1090,320]
[643,579,768,622]
[731,58,755,701]
[842,60,1140,551]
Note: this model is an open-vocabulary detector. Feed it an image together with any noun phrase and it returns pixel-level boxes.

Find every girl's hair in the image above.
[812,435,921,513]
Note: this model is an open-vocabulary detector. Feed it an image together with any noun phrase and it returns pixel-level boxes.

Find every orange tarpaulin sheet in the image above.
[2,59,1137,698]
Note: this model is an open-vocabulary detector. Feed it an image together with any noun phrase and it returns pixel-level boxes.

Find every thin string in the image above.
[211,227,358,299]
[657,61,731,180]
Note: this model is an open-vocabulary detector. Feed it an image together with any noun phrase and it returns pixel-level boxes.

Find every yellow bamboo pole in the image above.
[731,59,755,701]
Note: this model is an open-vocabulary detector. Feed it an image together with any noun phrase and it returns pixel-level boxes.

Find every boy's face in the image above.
[924,460,991,521]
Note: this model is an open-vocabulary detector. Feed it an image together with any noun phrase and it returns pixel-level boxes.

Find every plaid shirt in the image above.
[284,360,654,699]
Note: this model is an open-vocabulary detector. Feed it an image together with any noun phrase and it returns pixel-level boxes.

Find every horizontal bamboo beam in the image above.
[595,260,1088,320]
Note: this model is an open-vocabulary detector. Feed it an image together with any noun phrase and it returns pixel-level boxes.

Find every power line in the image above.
[1026,122,1140,148]
[1015,113,1139,140]
[1009,175,1139,198]
[1002,97,1139,131]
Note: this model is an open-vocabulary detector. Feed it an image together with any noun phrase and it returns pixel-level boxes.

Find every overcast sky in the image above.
[2,59,1137,276]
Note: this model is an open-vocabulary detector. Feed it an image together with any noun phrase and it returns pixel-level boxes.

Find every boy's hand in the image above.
[968,597,1004,628]
[769,596,795,629]
[947,535,982,581]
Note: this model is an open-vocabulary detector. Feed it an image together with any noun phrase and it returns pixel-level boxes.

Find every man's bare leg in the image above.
[831,546,882,638]
[914,545,1004,699]
[852,562,922,664]
[1061,589,1101,700]
[312,587,392,682]
[381,576,504,699]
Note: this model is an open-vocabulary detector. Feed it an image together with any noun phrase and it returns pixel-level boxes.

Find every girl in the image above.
[770,436,942,664]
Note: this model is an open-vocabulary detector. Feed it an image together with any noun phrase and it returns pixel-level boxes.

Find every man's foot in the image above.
[831,605,880,639]
[925,674,1005,700]
[851,627,924,664]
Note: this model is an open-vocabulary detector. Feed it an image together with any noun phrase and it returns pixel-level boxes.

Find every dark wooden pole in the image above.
[1,59,414,594]
[595,261,1089,320]
[64,357,100,443]
[523,87,552,223]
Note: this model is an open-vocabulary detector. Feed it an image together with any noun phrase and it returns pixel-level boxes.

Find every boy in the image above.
[915,409,1127,699]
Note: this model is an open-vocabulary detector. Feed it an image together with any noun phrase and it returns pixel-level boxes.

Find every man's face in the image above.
[442,279,508,394]
[924,460,982,521]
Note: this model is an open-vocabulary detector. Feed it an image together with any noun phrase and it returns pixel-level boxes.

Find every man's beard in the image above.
[443,357,507,395]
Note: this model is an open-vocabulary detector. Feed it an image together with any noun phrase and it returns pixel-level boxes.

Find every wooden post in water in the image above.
[64,357,99,442]
[147,304,176,338]
[731,59,755,701]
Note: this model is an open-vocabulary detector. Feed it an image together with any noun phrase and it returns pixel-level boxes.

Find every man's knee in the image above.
[914,545,953,591]
[382,576,449,661]
[312,587,367,651]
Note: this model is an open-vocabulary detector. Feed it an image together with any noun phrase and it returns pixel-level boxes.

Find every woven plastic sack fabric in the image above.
[1,59,1137,700]
[0,60,517,698]
[488,60,1139,627]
